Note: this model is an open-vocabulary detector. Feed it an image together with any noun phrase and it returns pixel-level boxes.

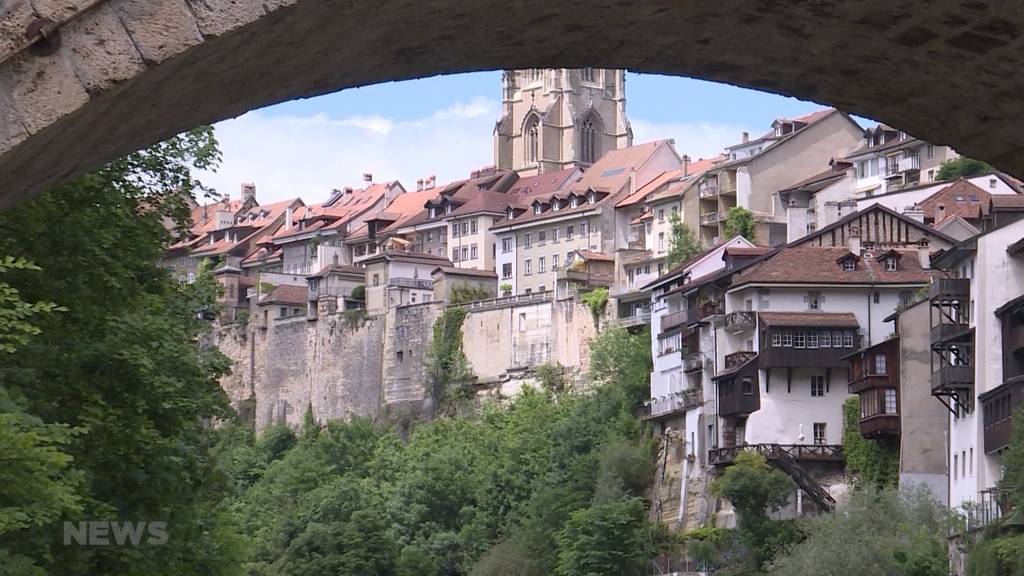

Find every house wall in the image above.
[449,214,500,271]
[897,299,949,501]
[515,213,602,294]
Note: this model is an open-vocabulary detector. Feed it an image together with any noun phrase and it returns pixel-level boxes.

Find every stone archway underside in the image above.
[1,0,1022,207]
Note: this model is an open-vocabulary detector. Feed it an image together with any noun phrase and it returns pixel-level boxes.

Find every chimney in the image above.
[428,175,436,189]
[285,206,293,230]
[681,155,691,177]
[363,173,373,183]
[903,204,925,222]
[742,131,749,144]
[241,182,256,203]
[918,239,931,269]
[849,227,862,256]
[344,186,354,196]
[937,204,946,222]
[417,178,424,191]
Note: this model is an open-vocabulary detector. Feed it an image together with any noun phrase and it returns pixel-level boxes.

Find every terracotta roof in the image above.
[363,249,452,267]
[732,245,932,287]
[431,266,498,278]
[308,264,365,279]
[375,188,447,234]
[991,194,1024,210]
[576,250,613,262]
[790,203,958,248]
[506,168,579,197]
[759,311,859,328]
[644,157,727,204]
[917,179,991,223]
[261,284,307,306]
[618,249,653,266]
[778,165,851,195]
[241,246,282,267]
[724,246,773,257]
[616,169,681,208]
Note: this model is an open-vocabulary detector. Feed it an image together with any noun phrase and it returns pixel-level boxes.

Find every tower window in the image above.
[525,115,539,165]
[581,116,598,164]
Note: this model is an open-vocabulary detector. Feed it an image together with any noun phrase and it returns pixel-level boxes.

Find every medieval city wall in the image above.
[214,296,599,431]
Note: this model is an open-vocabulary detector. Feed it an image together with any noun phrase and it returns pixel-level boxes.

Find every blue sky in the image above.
[199,72,853,204]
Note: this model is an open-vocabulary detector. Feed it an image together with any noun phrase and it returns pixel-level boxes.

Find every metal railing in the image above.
[462,291,553,312]
[708,443,844,466]
[609,310,651,328]
[388,277,433,290]
[724,310,756,332]
[700,211,721,225]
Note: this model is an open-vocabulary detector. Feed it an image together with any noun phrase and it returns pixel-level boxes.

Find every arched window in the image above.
[581,115,599,164]
[525,115,539,165]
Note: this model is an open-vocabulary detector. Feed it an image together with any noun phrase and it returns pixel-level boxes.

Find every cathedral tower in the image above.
[494,69,632,176]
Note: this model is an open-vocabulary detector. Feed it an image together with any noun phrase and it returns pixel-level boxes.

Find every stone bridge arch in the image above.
[0,0,1021,207]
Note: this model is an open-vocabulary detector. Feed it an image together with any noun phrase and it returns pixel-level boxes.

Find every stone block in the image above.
[0,48,88,134]
[0,0,35,63]
[112,0,203,64]
[0,87,29,156]
[62,4,144,94]
[184,0,266,38]
[27,0,97,20]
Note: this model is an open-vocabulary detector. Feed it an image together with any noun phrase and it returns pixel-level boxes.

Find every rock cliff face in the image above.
[214,297,599,430]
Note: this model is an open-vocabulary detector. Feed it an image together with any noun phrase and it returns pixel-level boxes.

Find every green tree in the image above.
[710,452,794,569]
[425,307,475,415]
[587,326,652,407]
[554,498,654,576]
[723,206,757,243]
[843,397,898,488]
[533,362,567,394]
[0,126,243,575]
[581,287,608,329]
[935,157,995,181]
[769,485,949,576]
[665,211,700,269]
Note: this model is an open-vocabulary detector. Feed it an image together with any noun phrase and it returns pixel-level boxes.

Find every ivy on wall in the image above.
[842,397,899,488]
[426,307,474,415]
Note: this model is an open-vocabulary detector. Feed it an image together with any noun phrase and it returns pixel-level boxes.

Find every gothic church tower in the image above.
[494,69,632,176]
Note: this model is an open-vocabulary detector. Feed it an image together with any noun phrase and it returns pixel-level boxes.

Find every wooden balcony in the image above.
[760,342,859,369]
[683,353,703,373]
[718,391,760,417]
[708,443,844,466]
[859,414,900,438]
[931,322,971,343]
[716,352,759,416]
[724,351,757,370]
[929,277,970,301]
[980,375,1024,454]
[724,311,756,333]
[639,387,703,420]
[700,300,724,319]
[931,364,974,393]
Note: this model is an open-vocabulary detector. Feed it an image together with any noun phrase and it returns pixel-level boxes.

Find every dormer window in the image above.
[552,201,561,212]
[534,204,543,215]
[428,207,436,219]
[570,196,579,209]
[507,208,514,220]
[446,203,453,214]
[842,260,856,271]
[885,257,898,272]
[588,191,597,204]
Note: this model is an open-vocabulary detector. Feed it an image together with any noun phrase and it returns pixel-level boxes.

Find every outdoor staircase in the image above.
[770,450,836,512]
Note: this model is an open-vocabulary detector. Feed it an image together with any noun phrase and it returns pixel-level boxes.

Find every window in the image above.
[811,376,825,397]
[807,331,819,349]
[566,251,575,264]
[793,331,806,349]
[552,228,560,242]
[538,230,546,243]
[446,203,453,214]
[373,273,380,286]
[279,306,287,318]
[538,256,546,273]
[580,221,588,235]
[813,423,827,445]
[581,68,595,82]
[502,237,513,253]
[927,144,935,159]
[843,331,854,347]
[808,291,821,310]
[452,247,460,262]
[524,233,532,248]
[782,331,793,346]
[588,191,596,204]
[772,331,782,347]
[969,447,973,475]
[658,232,666,251]
[570,196,579,209]
[534,204,542,215]
[567,225,574,240]
[885,257,897,271]
[658,263,664,275]
[471,219,478,234]
[187,272,195,284]
[741,377,754,395]
[841,259,856,271]
[451,222,459,237]
[507,208,515,220]
[832,330,842,346]
[524,259,532,275]
[462,222,469,235]
[954,453,959,481]
[928,169,935,181]
[581,116,598,164]
[461,247,469,261]
[502,263,512,278]
[525,115,539,164]
[428,207,436,219]
[820,330,831,347]
[552,254,559,269]
[874,354,887,375]
[470,244,478,260]
[873,291,880,304]
[658,209,665,222]
[884,388,897,414]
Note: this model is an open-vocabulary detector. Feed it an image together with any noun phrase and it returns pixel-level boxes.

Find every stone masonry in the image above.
[2,1,1024,208]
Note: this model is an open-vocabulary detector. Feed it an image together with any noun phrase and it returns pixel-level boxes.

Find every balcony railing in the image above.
[931,363,974,392]
[661,309,689,331]
[724,311,756,333]
[886,154,920,176]
[389,277,433,290]
[859,414,901,438]
[698,181,719,198]
[724,350,757,370]
[700,301,724,319]
[683,352,703,373]
[930,277,970,300]
[981,375,1024,454]
[610,310,651,328]
[700,211,721,226]
[708,443,844,466]
[308,285,353,300]
[640,388,703,420]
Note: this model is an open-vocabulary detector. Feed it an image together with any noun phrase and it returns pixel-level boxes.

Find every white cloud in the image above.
[631,118,755,162]
[198,97,500,204]
[199,97,751,206]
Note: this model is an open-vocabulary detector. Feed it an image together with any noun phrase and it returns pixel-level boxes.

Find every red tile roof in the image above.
[431,266,498,278]
[759,311,859,328]
[917,179,991,223]
[576,250,613,262]
[990,194,1024,210]
[261,284,308,306]
[732,245,932,287]
[507,168,580,197]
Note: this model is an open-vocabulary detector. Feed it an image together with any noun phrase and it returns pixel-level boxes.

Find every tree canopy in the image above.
[666,211,700,269]
[723,206,757,243]
[935,157,995,181]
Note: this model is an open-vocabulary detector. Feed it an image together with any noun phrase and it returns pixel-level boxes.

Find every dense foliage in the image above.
[666,211,700,269]
[450,284,492,305]
[935,157,995,181]
[842,397,899,488]
[218,326,664,576]
[768,486,950,576]
[581,287,609,328]
[723,206,757,244]
[426,307,474,415]
[0,127,241,575]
